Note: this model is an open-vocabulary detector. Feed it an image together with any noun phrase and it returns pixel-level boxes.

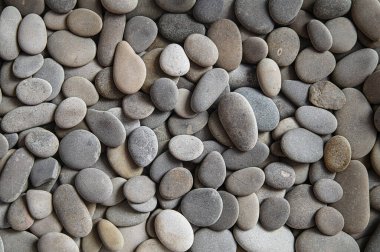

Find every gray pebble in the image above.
[315,206,345,236]
[192,140,226,164]
[198,151,226,189]
[26,190,52,220]
[108,107,140,136]
[235,0,274,34]
[209,191,239,231]
[126,0,164,20]
[267,27,300,67]
[8,197,32,231]
[157,194,181,210]
[364,70,380,105]
[0,62,20,97]
[3,133,18,149]
[38,232,79,252]
[150,151,183,183]
[124,16,157,53]
[25,130,59,158]
[268,0,302,25]
[313,0,351,20]
[226,167,265,196]
[295,106,337,135]
[75,168,113,203]
[169,135,204,161]
[155,0,196,13]
[265,162,296,189]
[0,229,38,252]
[313,179,343,204]
[54,97,87,129]
[309,80,347,110]
[102,177,127,207]
[62,76,99,106]
[45,0,77,13]
[160,43,190,77]
[282,80,310,107]
[106,201,149,227]
[308,160,336,184]
[191,229,236,252]
[122,92,155,120]
[0,134,9,159]
[128,126,158,167]
[192,0,223,23]
[34,58,64,101]
[4,0,44,15]
[259,197,290,231]
[273,94,297,120]
[326,17,357,54]
[129,196,157,213]
[228,64,259,90]
[13,54,44,78]
[308,19,333,52]
[16,78,52,106]
[0,6,22,61]
[67,8,103,37]
[159,167,193,199]
[101,0,137,14]
[150,78,178,112]
[242,37,268,64]
[237,193,259,230]
[30,157,60,187]
[123,175,156,204]
[184,33,219,67]
[94,67,124,100]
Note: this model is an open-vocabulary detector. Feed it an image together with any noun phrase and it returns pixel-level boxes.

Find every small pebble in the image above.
[127,126,158,167]
[54,97,87,129]
[25,130,59,158]
[257,58,281,97]
[235,0,274,34]
[159,167,193,200]
[313,179,343,204]
[25,190,52,220]
[13,54,44,78]
[122,92,155,120]
[101,0,137,14]
[198,151,226,189]
[75,168,113,203]
[123,175,156,204]
[308,80,347,110]
[209,191,239,231]
[0,6,22,61]
[259,197,290,231]
[236,193,260,230]
[38,232,79,252]
[295,106,337,135]
[191,229,236,252]
[268,0,303,25]
[324,135,352,172]
[267,27,300,67]
[169,135,204,161]
[67,8,103,37]
[184,34,218,67]
[160,44,190,77]
[97,219,124,251]
[242,37,268,64]
[150,78,178,112]
[226,167,265,196]
[315,206,345,236]
[124,16,158,54]
[264,162,296,190]
[307,19,333,52]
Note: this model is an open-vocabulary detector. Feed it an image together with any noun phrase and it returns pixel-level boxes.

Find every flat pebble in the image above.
[259,197,290,231]
[25,130,59,158]
[155,210,194,252]
[53,184,92,237]
[4,0,45,15]
[16,78,51,106]
[335,88,376,159]
[26,190,52,220]
[43,11,69,31]
[181,188,223,227]
[122,92,155,120]
[136,238,169,252]
[101,0,137,14]
[106,201,149,227]
[129,196,158,213]
[210,191,239,231]
[158,14,205,43]
[159,167,193,199]
[8,196,34,231]
[113,41,146,94]
[308,80,347,110]
[331,160,370,234]
[59,130,101,170]
[265,162,296,189]
[198,151,226,189]
[0,6,22,61]
[333,48,378,88]
[123,175,156,204]
[38,232,78,252]
[267,27,300,67]
[286,184,325,229]
[308,20,332,53]
[313,179,343,204]
[116,220,149,251]
[234,224,294,252]
[67,8,102,37]
[208,19,242,71]
[97,219,124,251]
[30,157,60,187]
[192,0,223,23]
[101,177,127,206]
[13,54,44,78]
[295,106,337,135]
[235,0,274,34]
[184,34,218,67]
[295,47,336,83]
[75,168,113,203]
[192,229,236,252]
[175,88,197,119]
[314,0,351,20]
[0,134,8,159]
[54,97,87,129]
[257,58,281,97]
[128,126,158,167]
[47,30,96,67]
[34,58,64,101]
[268,0,302,25]
[94,67,124,100]
[243,37,268,64]
[309,160,336,184]
[45,0,76,13]
[107,143,142,179]
[236,193,259,230]
[150,151,183,182]
[150,78,178,112]
[352,0,380,41]
[324,135,351,172]
[169,135,203,161]
[226,167,265,196]
[124,16,157,53]
[160,44,190,77]
[326,17,357,54]
[0,230,38,252]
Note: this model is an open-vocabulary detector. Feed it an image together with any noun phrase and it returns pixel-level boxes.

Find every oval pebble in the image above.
[265,162,296,189]
[67,8,102,37]
[45,0,76,13]
[94,67,124,100]
[169,135,203,161]
[0,6,22,61]
[53,184,92,237]
[364,70,380,104]
[160,44,190,77]
[243,37,268,64]
[181,188,223,227]
[268,0,302,25]
[136,239,171,252]
[324,135,351,173]
[4,0,45,15]
[313,0,351,20]
[7,196,34,231]
[198,151,226,189]
[75,168,113,203]
[257,58,281,97]
[122,92,154,120]
[307,19,333,52]
[281,128,324,163]
[192,0,223,23]
[168,111,208,136]
[54,97,87,129]
[155,0,195,13]
[308,80,346,110]
[18,14,47,55]
[97,219,124,251]
[47,30,96,67]
[295,47,336,83]
[352,0,380,41]
[209,191,239,231]
[150,78,178,112]
[124,175,155,204]
[235,0,274,34]
[184,34,218,67]
[192,229,236,252]
[308,160,336,184]
[326,17,357,54]
[13,54,43,78]
[25,190,52,220]
[25,130,59,158]
[155,210,194,252]
[295,106,337,135]
[105,201,149,227]
[313,179,343,204]
[16,78,52,106]
[267,27,300,67]
[58,130,101,170]
[226,167,265,196]
[124,16,157,54]
[259,197,290,231]
[38,232,78,252]
[127,126,158,167]
[0,134,9,159]
[150,151,183,183]
[174,88,197,119]
[159,167,193,200]
[101,0,137,14]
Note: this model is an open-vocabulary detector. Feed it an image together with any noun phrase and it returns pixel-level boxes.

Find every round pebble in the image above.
[13,53,44,78]
[67,8,103,37]
[226,167,265,196]
[313,179,343,204]
[295,106,338,135]
[75,168,113,203]
[150,78,178,112]
[97,219,124,251]
[160,44,190,77]
[242,37,268,64]
[16,78,52,106]
[122,92,155,120]
[123,175,156,204]
[308,19,333,52]
[324,135,352,172]
[159,167,193,200]
[25,130,59,158]
[264,162,296,189]
[54,97,87,129]
[308,80,347,110]
[257,58,281,97]
[128,126,158,167]
[370,186,380,211]
[315,206,345,236]
[235,0,274,34]
[198,151,226,189]
[267,27,300,67]
[38,232,79,252]
[169,135,204,161]
[124,16,158,54]
[192,0,223,23]
[184,34,218,67]
[259,197,290,231]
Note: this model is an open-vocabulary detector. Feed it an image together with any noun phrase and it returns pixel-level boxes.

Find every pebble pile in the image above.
[0,0,379,251]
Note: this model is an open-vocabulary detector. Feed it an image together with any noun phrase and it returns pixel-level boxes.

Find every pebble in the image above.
[4,133,17,150]
[259,197,290,231]
[228,64,259,90]
[116,221,149,252]
[30,157,60,187]
[150,78,178,112]
[45,0,76,13]
[54,97,87,129]
[30,214,61,237]
[66,9,101,38]
[169,135,204,161]
[295,47,336,83]
[198,151,226,189]
[192,229,236,252]
[100,0,137,14]
[315,206,344,236]
[159,167,193,199]
[257,58,281,97]
[234,224,294,252]
[0,6,22,61]
[16,78,51,106]
[150,151,183,182]
[155,210,194,252]
[364,70,380,104]
[122,92,154,120]
[127,126,158,167]
[47,30,96,67]
[75,168,113,203]
[331,160,370,234]
[352,0,380,41]
[58,130,101,170]
[371,139,380,176]
[295,106,337,135]
[191,68,229,113]
[17,14,46,55]
[308,19,333,52]
[158,14,205,43]
[326,17,357,54]
[159,44,190,77]
[296,228,360,252]
[313,179,343,204]
[62,76,99,106]
[97,219,124,251]
[105,201,149,227]
[210,191,239,231]
[272,117,299,141]
[126,0,164,20]
[335,88,377,159]
[207,19,242,71]
[281,80,310,107]
[281,128,324,163]
[265,162,296,189]
[309,160,336,184]
[175,88,197,119]
[94,67,124,100]
[181,188,223,227]
[38,232,78,252]
[0,230,38,252]
[208,110,233,147]
[192,0,223,23]
[286,184,325,229]
[125,16,157,54]
[43,11,69,31]
[0,202,10,229]
[314,0,351,20]
[268,0,302,25]
[226,167,265,196]
[26,190,52,220]
[235,0,274,34]
[113,41,146,94]
[0,62,20,97]
[237,193,259,230]
[309,80,347,110]
[184,34,218,67]
[267,27,300,67]
[101,177,127,206]
[193,140,226,164]
[324,135,351,172]
[0,134,8,159]
[242,37,268,64]
[4,0,45,15]
[86,109,126,147]
[53,184,92,237]
[8,196,34,231]
[25,130,59,158]
[0,148,34,203]
[13,54,44,78]
[130,196,158,213]
[123,175,156,204]
[371,186,380,211]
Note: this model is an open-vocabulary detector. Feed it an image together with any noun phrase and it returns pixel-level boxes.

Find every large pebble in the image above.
[352,0,380,41]
[94,67,124,100]
[259,197,290,231]
[309,160,336,184]
[364,70,380,104]
[16,78,52,106]
[264,162,295,189]
[67,8,102,37]
[62,77,99,106]
[268,0,302,25]
[192,229,236,252]
[295,47,336,83]
[331,160,370,234]
[30,157,60,187]
[281,128,324,163]
[235,0,274,34]
[155,210,194,252]
[4,0,45,15]
[168,111,208,135]
[282,80,310,107]
[184,34,218,67]
[160,44,190,77]
[192,0,223,23]
[38,232,78,252]
[101,0,137,14]
[97,219,124,251]
[257,58,281,97]
[198,151,226,189]
[335,88,377,159]
[208,19,242,71]
[25,130,59,158]
[313,179,343,204]
[150,151,182,182]
[159,167,193,199]
[75,168,113,203]
[0,229,38,252]
[295,106,337,135]
[234,224,294,252]
[113,41,146,94]
[47,30,96,67]
[326,17,357,54]
[332,48,378,88]
[181,188,223,227]
[169,135,203,161]
[0,6,22,61]
[313,0,351,20]
[236,193,260,230]
[175,88,197,119]
[124,16,157,54]
[18,14,47,55]
[0,134,8,159]
[267,27,300,67]
[308,19,333,52]
[59,130,101,170]
[324,135,351,172]
[53,184,92,237]
[286,184,325,229]
[128,126,158,167]
[226,167,265,196]
[54,97,87,129]
[308,80,346,110]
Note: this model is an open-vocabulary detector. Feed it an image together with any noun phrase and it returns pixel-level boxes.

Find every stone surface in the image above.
[94,67,124,100]
[267,27,300,67]
[315,206,344,236]
[259,197,290,231]
[150,151,183,182]
[0,230,38,252]
[243,37,268,64]
[101,0,137,14]
[210,191,239,231]
[55,97,87,129]
[30,157,60,187]
[324,135,351,172]
[0,134,8,159]
[269,0,302,25]
[38,232,78,252]
[192,229,236,252]
[308,19,333,52]
[150,78,178,112]
[351,0,380,41]
[236,193,259,230]
[364,70,380,105]
[160,44,190,77]
[169,135,204,161]
[226,167,265,196]
[198,151,226,189]
[184,34,218,67]
[265,162,296,189]
[128,126,158,167]
[257,58,281,97]
[97,219,124,251]
[13,53,44,78]
[313,179,343,204]
[122,92,155,120]
[123,175,156,204]
[295,106,337,135]
[235,0,274,34]
[67,8,102,37]
[26,190,52,220]
[16,78,51,106]
[309,80,346,110]
[326,17,357,54]
[18,13,46,55]
[282,80,310,107]
[125,16,157,53]
[75,168,113,203]
[0,6,22,61]
[159,167,193,199]
[105,201,149,227]
[63,76,99,106]
[309,160,336,184]
[45,0,77,13]
[8,196,34,231]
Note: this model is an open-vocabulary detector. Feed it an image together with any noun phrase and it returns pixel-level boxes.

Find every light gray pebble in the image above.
[141,110,171,130]
[313,179,343,204]
[209,191,239,231]
[237,193,260,230]
[267,27,300,67]
[16,78,52,106]
[122,92,155,120]
[25,130,59,158]
[0,6,22,61]
[106,201,149,227]
[108,107,140,136]
[296,106,337,135]
[309,160,336,184]
[159,167,193,200]
[13,54,44,78]
[54,97,87,129]
[3,133,18,149]
[129,196,157,213]
[128,126,158,167]
[150,151,183,183]
[282,80,310,107]
[226,167,265,196]
[26,190,52,220]
[259,197,290,231]
[124,16,157,53]
[62,76,99,106]
[191,229,236,252]
[94,67,124,100]
[235,0,274,34]
[75,168,113,203]
[307,19,333,52]
[268,0,302,25]
[169,135,204,161]
[265,162,296,189]
[0,229,38,252]
[160,44,190,77]
[38,232,79,252]
[168,111,208,136]
[0,134,9,159]
[123,175,156,204]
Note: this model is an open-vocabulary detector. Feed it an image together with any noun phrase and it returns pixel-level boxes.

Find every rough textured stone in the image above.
[309,80,346,110]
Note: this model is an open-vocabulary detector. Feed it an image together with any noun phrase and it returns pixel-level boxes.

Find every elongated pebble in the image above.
[13,54,44,78]
[0,6,22,61]
[128,126,158,167]
[295,106,337,135]
[97,219,124,251]
[18,14,47,55]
